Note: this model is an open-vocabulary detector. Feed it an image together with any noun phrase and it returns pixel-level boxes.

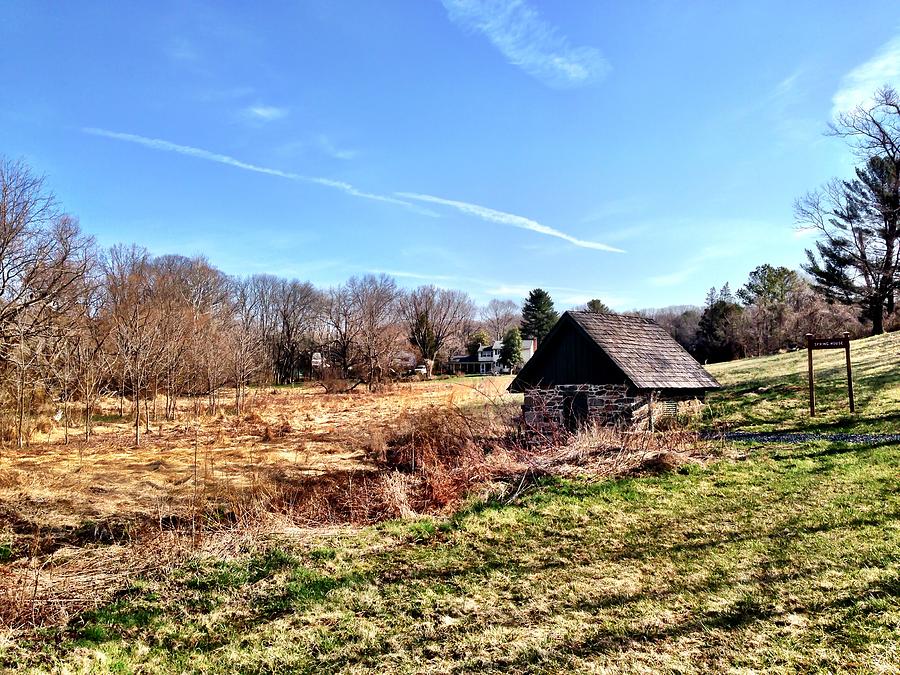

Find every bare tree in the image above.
[349,274,402,389]
[103,245,166,447]
[272,280,323,384]
[324,283,363,380]
[480,298,519,340]
[0,160,93,445]
[68,269,111,441]
[227,276,266,414]
[400,285,474,378]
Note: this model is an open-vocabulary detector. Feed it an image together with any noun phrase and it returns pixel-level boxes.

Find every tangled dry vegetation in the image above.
[0,376,711,632]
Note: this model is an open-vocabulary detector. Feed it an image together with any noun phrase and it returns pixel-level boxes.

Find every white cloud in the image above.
[646,243,739,288]
[774,69,803,99]
[83,128,422,210]
[244,105,289,122]
[647,267,698,288]
[441,0,609,88]
[276,135,358,161]
[833,34,900,116]
[317,135,357,160]
[396,192,624,252]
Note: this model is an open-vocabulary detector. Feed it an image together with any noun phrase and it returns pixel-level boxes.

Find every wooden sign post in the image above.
[805,332,855,416]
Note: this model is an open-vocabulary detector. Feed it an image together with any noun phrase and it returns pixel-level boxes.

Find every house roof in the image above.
[511,311,720,391]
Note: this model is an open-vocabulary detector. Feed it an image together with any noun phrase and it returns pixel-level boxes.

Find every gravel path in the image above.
[702,431,900,445]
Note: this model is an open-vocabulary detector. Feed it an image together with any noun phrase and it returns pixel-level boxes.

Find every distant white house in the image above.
[449,338,537,375]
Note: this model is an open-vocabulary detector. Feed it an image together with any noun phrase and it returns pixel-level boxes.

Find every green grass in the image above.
[706,330,900,433]
[6,437,900,673]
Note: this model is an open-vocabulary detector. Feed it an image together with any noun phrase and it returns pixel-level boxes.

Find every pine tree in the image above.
[585,298,611,313]
[696,288,744,363]
[796,87,900,335]
[520,288,558,344]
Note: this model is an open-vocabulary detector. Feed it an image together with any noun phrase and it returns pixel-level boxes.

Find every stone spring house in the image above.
[508,311,720,431]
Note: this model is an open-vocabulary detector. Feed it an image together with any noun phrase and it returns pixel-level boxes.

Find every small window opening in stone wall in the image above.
[563,392,588,431]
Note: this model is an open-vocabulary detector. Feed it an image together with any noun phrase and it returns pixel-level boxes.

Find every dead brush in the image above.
[260,418,292,442]
[377,404,522,509]
[0,528,257,631]
[524,423,708,480]
[221,403,524,525]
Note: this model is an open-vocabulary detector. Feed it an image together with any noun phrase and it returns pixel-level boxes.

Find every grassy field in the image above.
[5,436,899,672]
[1,335,898,672]
[705,330,899,433]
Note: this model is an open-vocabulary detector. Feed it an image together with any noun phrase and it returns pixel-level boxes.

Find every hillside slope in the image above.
[706,331,899,432]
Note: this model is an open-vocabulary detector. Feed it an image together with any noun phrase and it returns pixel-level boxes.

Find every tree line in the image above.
[2,86,896,444]
[0,158,547,447]
[644,266,867,363]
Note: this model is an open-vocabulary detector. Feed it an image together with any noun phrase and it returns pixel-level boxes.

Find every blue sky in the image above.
[3,1,900,310]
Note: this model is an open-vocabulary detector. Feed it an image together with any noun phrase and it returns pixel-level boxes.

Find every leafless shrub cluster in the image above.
[522,424,707,480]
[225,400,707,528]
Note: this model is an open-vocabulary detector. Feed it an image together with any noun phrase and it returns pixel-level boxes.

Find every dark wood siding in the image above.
[513,319,629,388]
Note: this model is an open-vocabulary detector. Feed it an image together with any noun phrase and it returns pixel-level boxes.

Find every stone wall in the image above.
[522,384,647,433]
[522,385,704,434]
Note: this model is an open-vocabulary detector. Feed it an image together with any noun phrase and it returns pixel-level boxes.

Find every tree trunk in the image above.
[134,378,141,447]
[871,296,885,335]
[16,336,26,449]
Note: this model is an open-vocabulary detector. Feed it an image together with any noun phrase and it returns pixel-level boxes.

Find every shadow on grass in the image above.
[774,440,900,462]
[705,359,897,433]
[45,432,900,671]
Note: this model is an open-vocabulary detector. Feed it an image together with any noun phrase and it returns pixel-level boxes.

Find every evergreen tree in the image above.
[520,288,558,344]
[409,311,437,360]
[796,87,900,334]
[499,327,523,371]
[585,298,612,313]
[696,287,744,363]
[738,265,799,306]
[737,265,801,355]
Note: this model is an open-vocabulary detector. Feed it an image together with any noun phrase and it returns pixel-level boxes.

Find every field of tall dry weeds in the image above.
[0,375,712,632]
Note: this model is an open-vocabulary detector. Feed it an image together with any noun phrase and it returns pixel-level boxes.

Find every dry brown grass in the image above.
[521,424,709,479]
[0,375,711,631]
[0,376,517,529]
[0,377,521,628]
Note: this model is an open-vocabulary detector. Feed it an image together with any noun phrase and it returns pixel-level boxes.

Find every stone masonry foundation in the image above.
[522,384,703,434]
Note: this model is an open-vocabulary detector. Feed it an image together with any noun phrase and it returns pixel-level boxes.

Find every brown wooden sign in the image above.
[805,333,854,416]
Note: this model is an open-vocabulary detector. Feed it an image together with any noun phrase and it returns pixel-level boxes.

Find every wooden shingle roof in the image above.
[511,311,720,391]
